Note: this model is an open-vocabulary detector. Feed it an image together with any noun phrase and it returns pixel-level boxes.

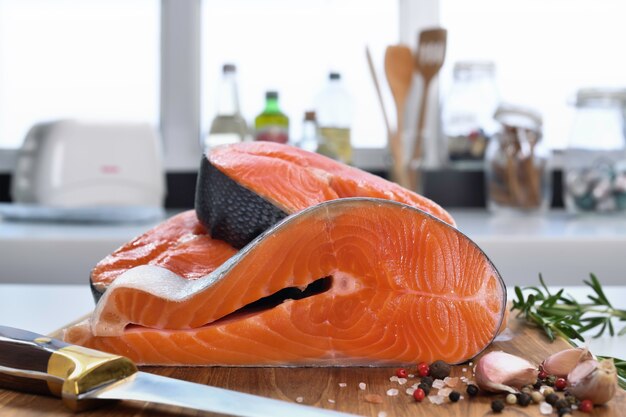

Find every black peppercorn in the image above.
[466,384,479,397]
[533,379,543,390]
[491,399,505,413]
[420,376,434,387]
[417,383,431,396]
[517,393,531,407]
[545,393,559,405]
[554,399,569,410]
[558,407,572,416]
[448,391,461,402]
[429,360,451,380]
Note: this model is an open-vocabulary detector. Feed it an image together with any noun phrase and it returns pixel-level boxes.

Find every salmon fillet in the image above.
[65,198,505,366]
[196,142,455,248]
[90,210,237,301]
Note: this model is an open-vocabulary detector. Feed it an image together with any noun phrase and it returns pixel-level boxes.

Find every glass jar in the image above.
[485,104,551,213]
[564,88,626,214]
[442,61,500,164]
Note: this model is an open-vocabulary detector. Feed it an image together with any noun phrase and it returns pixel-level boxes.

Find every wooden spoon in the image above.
[384,45,413,188]
[410,28,447,191]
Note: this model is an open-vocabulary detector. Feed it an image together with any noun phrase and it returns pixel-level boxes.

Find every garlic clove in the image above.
[568,358,617,405]
[475,351,538,393]
[541,347,593,377]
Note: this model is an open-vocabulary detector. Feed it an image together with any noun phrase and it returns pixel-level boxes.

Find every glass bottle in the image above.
[485,104,551,213]
[298,110,338,159]
[564,88,626,214]
[315,72,353,164]
[204,64,249,150]
[254,91,289,143]
[442,61,499,164]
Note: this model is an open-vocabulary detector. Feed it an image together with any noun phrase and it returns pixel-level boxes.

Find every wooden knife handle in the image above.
[0,325,137,410]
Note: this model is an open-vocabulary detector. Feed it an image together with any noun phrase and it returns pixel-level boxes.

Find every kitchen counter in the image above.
[0,210,625,286]
[1,284,624,360]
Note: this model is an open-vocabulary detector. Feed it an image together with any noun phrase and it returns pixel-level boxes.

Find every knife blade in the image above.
[0,326,361,417]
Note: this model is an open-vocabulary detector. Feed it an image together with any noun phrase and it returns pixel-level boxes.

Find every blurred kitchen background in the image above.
[0,0,625,287]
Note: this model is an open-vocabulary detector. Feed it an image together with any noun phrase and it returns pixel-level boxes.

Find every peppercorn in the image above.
[533,379,543,390]
[417,362,430,377]
[448,391,461,402]
[517,393,531,407]
[554,399,569,411]
[521,386,532,394]
[538,369,548,379]
[429,360,451,380]
[545,393,559,405]
[543,387,555,397]
[558,407,572,416]
[466,384,479,397]
[396,368,408,378]
[491,400,505,413]
[505,393,517,405]
[578,399,593,413]
[531,391,544,404]
[420,376,434,387]
[546,375,557,387]
[555,377,567,391]
[413,388,426,402]
[417,383,431,396]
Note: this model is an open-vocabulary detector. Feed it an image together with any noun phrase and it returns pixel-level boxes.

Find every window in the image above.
[0,0,159,149]
[441,0,626,150]
[201,0,399,148]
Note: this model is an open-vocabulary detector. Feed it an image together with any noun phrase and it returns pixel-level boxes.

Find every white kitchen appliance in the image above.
[11,120,165,208]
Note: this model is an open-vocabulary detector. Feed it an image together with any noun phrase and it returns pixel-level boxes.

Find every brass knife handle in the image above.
[0,325,137,411]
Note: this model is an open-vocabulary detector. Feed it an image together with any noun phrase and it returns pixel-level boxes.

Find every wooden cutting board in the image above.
[0,316,624,417]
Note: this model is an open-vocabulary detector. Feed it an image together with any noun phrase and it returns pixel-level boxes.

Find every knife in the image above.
[0,326,360,417]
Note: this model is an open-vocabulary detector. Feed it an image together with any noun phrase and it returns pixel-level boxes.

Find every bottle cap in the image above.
[223,64,236,73]
[329,72,341,80]
[266,91,278,100]
[304,111,317,121]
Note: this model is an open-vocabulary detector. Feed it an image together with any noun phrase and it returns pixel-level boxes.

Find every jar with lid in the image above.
[564,88,626,214]
[441,61,500,164]
[485,104,551,213]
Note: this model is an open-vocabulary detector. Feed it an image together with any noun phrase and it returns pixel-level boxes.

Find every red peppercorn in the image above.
[538,370,548,380]
[396,368,408,378]
[579,399,593,413]
[417,362,430,377]
[555,377,567,391]
[413,388,426,402]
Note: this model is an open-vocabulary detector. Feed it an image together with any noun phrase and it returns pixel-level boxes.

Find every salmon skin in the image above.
[65,198,506,366]
[196,142,455,249]
[89,210,237,302]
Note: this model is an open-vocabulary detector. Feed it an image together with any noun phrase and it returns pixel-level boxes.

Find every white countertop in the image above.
[1,209,625,286]
[1,284,624,360]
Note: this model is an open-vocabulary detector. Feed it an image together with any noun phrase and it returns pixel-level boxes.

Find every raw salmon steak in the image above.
[65,198,506,366]
[89,210,237,301]
[196,142,455,248]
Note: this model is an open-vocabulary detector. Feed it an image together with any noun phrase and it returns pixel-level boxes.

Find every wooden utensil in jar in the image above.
[383,45,413,188]
[410,28,447,192]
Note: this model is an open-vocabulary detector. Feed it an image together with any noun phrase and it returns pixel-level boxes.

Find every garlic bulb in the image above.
[568,358,617,404]
[541,347,593,377]
[475,351,538,393]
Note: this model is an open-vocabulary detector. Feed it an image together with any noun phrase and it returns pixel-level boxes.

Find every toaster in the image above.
[11,120,165,207]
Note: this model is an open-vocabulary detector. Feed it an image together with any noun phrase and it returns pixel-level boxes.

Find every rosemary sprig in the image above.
[512,273,626,389]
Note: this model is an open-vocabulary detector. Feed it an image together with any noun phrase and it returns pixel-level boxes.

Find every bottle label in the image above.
[320,127,351,164]
[255,126,289,144]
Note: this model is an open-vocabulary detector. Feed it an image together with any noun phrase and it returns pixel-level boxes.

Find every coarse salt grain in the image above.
[339,383,347,388]
[438,388,452,397]
[408,374,415,378]
[432,379,445,389]
[296,397,304,403]
[364,394,383,404]
[469,362,473,366]
[397,378,407,385]
[358,382,367,390]
[406,387,416,396]
[539,402,553,415]
[386,388,399,396]
[378,412,388,417]
[389,376,399,382]
[444,377,459,387]
[411,383,419,389]
[462,368,467,372]
[328,399,335,404]
[429,395,445,405]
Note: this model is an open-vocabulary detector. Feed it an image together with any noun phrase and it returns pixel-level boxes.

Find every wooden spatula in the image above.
[384,45,413,188]
[410,28,447,191]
